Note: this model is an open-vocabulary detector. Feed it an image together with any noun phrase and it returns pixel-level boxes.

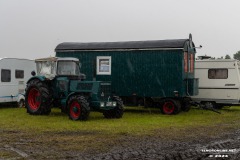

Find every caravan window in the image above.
[15,70,24,79]
[208,69,228,79]
[1,69,11,82]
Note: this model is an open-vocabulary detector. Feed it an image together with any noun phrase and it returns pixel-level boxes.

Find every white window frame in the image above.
[96,56,111,75]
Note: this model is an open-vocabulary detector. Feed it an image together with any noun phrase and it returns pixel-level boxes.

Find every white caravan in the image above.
[0,58,35,107]
[192,59,240,108]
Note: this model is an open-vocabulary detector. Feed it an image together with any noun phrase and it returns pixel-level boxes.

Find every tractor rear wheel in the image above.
[160,99,181,115]
[68,95,90,121]
[25,79,52,115]
[103,96,124,119]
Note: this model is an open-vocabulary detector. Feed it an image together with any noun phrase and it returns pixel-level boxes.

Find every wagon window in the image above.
[184,52,194,73]
[190,54,194,73]
[184,52,188,72]
[96,56,111,75]
[208,69,228,79]
[15,70,24,79]
[1,69,11,82]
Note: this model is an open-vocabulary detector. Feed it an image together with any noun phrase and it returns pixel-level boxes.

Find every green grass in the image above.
[1,106,240,155]
[0,106,239,136]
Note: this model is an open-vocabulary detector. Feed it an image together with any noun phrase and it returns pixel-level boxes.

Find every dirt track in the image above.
[79,129,240,160]
[0,128,239,160]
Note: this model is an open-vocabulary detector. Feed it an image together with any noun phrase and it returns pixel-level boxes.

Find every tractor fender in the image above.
[65,92,91,108]
[26,76,46,84]
[65,92,80,106]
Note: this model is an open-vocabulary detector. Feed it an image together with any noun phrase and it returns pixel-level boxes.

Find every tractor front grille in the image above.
[99,82,112,101]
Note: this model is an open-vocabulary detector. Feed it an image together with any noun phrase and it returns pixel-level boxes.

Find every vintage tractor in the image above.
[25,57,124,120]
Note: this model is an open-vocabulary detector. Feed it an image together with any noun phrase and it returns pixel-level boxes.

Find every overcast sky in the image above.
[1,0,240,59]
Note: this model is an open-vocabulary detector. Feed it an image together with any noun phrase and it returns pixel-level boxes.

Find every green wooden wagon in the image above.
[55,34,199,114]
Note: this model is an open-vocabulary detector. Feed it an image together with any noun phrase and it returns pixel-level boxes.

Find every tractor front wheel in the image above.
[68,95,90,121]
[161,99,181,115]
[25,79,52,115]
[103,96,124,119]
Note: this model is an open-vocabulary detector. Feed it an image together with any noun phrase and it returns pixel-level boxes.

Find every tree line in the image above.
[219,51,240,60]
[233,51,240,60]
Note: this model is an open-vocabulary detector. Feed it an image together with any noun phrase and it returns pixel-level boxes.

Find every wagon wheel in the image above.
[161,99,181,115]
[181,102,191,112]
[181,99,191,112]
[25,79,52,115]
[68,95,90,121]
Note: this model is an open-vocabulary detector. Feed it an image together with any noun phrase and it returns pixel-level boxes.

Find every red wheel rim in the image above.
[163,101,175,114]
[28,88,41,110]
[70,101,81,119]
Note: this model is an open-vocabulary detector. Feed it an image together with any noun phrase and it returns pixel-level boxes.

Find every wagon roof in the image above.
[35,57,79,62]
[55,39,193,52]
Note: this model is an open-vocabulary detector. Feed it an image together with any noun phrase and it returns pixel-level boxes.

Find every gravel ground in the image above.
[0,129,239,160]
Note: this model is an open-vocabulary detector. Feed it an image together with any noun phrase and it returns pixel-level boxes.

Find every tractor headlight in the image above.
[112,102,117,107]
[100,102,105,107]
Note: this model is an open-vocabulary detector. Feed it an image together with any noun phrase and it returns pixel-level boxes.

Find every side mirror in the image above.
[31,71,36,76]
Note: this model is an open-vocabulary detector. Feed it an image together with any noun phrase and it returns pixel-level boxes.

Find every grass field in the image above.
[0,106,240,135]
[0,106,240,158]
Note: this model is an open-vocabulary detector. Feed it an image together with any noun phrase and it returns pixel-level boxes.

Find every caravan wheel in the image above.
[202,101,224,109]
[201,101,216,109]
[18,99,25,108]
